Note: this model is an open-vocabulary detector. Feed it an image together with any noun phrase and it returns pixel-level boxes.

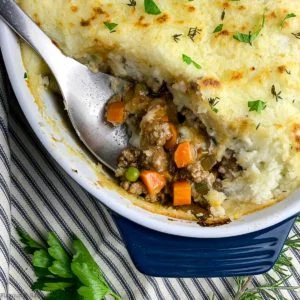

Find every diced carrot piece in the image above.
[106,102,125,125]
[173,181,192,206]
[140,170,166,195]
[174,141,194,168]
[165,123,178,150]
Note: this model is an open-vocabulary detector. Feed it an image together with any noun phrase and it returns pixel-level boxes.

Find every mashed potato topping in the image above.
[19,0,300,222]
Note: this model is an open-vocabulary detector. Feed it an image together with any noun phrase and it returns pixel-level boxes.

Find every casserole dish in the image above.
[1,21,299,277]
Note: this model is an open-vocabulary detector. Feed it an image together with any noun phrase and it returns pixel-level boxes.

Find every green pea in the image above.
[125,167,140,182]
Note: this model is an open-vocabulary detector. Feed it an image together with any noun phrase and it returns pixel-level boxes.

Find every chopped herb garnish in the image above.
[173,33,182,42]
[271,84,282,102]
[208,97,219,113]
[213,24,223,33]
[292,32,300,39]
[144,0,161,15]
[286,69,291,75]
[248,100,266,113]
[103,22,118,33]
[127,0,136,7]
[24,72,28,80]
[233,14,265,46]
[182,54,201,69]
[221,10,226,21]
[256,123,261,130]
[187,27,201,41]
[280,13,296,29]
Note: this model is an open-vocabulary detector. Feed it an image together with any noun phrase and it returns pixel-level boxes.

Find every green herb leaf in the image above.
[144,0,161,15]
[47,233,73,279]
[103,22,118,33]
[273,249,293,276]
[221,10,226,21]
[127,0,136,7]
[33,249,52,268]
[34,266,53,277]
[188,27,201,41]
[285,234,300,250]
[271,84,282,102]
[234,275,299,300]
[172,33,182,42]
[24,72,28,79]
[17,228,44,254]
[18,230,120,300]
[248,100,266,113]
[280,13,296,29]
[208,97,220,113]
[292,32,300,39]
[182,54,201,69]
[45,288,83,300]
[213,24,223,33]
[234,14,265,45]
[32,277,74,292]
[71,238,121,300]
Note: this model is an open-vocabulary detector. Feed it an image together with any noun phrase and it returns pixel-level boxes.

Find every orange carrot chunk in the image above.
[165,123,178,150]
[174,141,194,168]
[106,102,125,125]
[173,181,192,206]
[140,170,166,195]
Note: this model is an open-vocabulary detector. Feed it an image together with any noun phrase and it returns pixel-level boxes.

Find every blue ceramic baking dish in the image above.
[1,20,300,278]
[113,214,298,277]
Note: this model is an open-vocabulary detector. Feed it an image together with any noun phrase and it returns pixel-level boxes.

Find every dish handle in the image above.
[112,214,298,277]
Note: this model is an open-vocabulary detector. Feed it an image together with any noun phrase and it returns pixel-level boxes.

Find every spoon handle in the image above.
[0,0,64,68]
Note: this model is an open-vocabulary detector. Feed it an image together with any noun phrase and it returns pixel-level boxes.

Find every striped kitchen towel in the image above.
[0,53,299,300]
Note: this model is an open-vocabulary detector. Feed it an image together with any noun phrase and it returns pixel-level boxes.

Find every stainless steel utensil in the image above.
[0,0,129,170]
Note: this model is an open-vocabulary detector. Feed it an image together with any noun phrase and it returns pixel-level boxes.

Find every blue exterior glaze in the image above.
[112,214,297,277]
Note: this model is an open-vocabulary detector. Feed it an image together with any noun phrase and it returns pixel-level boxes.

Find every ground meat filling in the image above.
[120,181,146,196]
[141,122,171,146]
[141,147,169,173]
[187,161,214,184]
[115,147,141,177]
[109,83,241,220]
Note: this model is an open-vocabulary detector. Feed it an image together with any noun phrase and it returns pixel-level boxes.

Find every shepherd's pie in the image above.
[18,0,300,224]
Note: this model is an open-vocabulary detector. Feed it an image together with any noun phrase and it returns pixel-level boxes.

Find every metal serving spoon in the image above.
[0,0,129,170]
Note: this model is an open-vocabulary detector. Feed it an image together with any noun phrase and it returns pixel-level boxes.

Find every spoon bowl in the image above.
[0,0,129,170]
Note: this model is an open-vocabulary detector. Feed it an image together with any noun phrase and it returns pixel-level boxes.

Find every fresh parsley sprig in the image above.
[280,13,296,29]
[233,14,265,46]
[17,229,121,300]
[213,24,223,34]
[248,100,266,113]
[104,22,118,33]
[182,54,201,69]
[144,0,161,15]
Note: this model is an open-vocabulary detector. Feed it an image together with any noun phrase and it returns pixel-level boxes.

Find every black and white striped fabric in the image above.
[0,54,299,300]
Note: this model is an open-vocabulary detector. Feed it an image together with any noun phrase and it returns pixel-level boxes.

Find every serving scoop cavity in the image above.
[0,0,129,170]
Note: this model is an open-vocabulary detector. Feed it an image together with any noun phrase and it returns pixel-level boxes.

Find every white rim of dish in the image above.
[1,21,299,238]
